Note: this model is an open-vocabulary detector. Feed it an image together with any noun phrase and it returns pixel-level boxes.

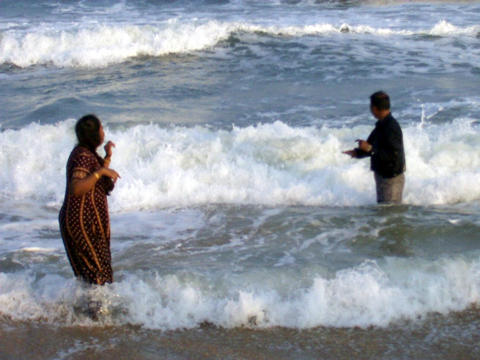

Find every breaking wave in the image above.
[0,256,479,329]
[0,20,478,68]
[1,116,479,210]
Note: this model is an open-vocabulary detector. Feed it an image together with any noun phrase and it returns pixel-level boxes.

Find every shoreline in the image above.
[2,307,479,360]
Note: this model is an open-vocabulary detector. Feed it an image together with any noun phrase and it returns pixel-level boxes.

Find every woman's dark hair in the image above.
[75,114,102,152]
[370,91,390,111]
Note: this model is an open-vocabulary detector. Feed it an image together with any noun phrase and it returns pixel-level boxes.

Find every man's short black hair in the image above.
[370,91,390,111]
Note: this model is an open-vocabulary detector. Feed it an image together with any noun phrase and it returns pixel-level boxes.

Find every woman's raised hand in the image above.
[104,141,116,158]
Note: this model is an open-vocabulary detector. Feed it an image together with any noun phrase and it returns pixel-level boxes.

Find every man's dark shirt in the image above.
[355,113,406,178]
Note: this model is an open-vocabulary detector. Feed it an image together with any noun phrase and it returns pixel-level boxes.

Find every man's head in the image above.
[370,91,391,120]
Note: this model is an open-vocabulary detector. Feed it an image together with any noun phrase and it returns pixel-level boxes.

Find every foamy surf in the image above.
[0,20,478,68]
[1,1,480,358]
[0,255,478,329]
[1,117,479,210]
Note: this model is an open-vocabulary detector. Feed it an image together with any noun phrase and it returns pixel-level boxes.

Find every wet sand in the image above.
[1,308,479,360]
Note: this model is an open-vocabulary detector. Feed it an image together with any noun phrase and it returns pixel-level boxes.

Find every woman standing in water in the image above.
[59,115,120,285]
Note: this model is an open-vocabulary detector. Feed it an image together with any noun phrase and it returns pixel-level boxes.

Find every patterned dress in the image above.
[59,146,115,285]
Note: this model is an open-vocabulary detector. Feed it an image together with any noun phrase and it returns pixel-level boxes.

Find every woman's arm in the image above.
[71,167,120,197]
[104,156,111,168]
[103,141,115,168]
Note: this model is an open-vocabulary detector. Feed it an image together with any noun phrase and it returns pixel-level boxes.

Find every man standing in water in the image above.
[344,91,406,204]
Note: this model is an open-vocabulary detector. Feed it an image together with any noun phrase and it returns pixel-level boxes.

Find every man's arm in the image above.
[354,147,372,159]
[343,143,371,159]
[343,129,376,159]
[353,130,376,158]
[343,149,358,158]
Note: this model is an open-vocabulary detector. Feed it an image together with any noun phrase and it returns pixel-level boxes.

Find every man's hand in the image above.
[356,139,372,153]
[343,150,357,158]
[104,141,116,158]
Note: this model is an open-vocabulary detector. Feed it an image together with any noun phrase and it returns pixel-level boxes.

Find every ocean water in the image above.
[1,0,480,359]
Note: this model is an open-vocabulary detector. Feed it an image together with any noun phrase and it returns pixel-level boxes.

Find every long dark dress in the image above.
[59,146,115,285]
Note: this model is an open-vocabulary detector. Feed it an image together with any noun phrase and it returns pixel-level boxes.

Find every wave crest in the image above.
[0,20,478,68]
[1,118,480,209]
[0,256,478,329]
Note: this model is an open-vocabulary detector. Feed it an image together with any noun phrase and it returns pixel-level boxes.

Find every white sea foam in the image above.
[0,256,478,329]
[21,247,55,253]
[0,20,478,68]
[0,117,479,209]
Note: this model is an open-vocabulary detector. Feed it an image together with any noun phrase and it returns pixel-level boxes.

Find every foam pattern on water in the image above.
[1,118,480,209]
[0,20,478,68]
[0,256,479,329]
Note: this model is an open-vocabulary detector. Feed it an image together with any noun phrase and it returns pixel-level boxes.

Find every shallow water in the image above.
[2,308,480,359]
[1,0,480,358]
